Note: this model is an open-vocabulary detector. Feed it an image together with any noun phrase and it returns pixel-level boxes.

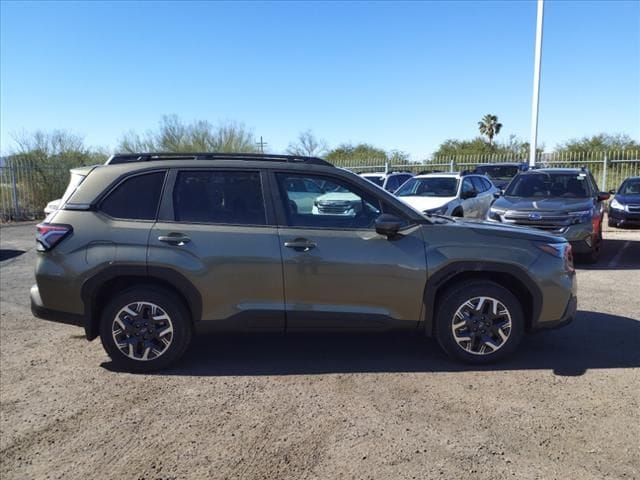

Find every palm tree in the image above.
[478,114,503,146]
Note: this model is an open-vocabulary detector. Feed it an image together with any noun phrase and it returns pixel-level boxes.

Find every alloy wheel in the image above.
[111,302,174,361]
[451,296,512,355]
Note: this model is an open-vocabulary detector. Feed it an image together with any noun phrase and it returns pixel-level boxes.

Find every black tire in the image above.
[580,232,602,264]
[99,286,193,373]
[434,280,524,364]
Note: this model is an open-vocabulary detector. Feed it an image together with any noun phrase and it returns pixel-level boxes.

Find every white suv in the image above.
[394,172,498,218]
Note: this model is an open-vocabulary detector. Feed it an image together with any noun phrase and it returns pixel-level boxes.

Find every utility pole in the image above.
[529,0,545,168]
[256,136,267,154]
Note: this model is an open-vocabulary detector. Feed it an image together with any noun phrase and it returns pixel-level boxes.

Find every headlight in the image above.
[424,204,449,215]
[610,198,625,211]
[568,209,592,224]
[488,207,505,221]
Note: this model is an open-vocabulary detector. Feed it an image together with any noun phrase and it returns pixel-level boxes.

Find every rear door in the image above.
[461,177,480,217]
[148,168,284,330]
[272,171,427,330]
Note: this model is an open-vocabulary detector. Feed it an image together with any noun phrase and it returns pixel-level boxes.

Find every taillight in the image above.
[36,223,73,251]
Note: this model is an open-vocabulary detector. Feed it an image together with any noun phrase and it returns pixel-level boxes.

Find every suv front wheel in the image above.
[99,286,193,372]
[435,280,524,364]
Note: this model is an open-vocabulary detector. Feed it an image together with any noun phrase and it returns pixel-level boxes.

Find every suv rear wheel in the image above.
[99,286,192,372]
[435,280,524,364]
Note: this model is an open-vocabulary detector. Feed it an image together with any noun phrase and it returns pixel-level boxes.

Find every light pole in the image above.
[529,0,544,168]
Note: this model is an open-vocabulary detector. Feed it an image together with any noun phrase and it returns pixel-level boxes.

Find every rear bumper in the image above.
[30,284,84,327]
[533,295,577,331]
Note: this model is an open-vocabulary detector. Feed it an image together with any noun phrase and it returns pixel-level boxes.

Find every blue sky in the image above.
[1,0,638,159]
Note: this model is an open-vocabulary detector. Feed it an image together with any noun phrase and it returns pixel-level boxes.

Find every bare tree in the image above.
[118,115,258,153]
[286,130,328,157]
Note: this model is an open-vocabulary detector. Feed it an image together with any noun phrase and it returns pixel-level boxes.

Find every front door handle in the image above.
[284,238,317,252]
[158,233,191,246]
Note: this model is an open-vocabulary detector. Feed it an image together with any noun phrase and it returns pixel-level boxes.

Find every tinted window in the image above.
[481,177,493,190]
[173,171,266,225]
[385,175,400,191]
[362,175,384,187]
[474,165,520,179]
[505,173,591,198]
[101,171,166,220]
[471,176,487,192]
[277,173,383,229]
[462,178,475,194]
[396,177,458,197]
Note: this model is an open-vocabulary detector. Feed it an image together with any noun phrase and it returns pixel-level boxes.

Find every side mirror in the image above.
[493,190,503,199]
[598,192,611,202]
[608,189,616,195]
[375,214,403,238]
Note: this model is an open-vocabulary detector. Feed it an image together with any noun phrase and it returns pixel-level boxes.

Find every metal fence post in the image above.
[449,159,454,172]
[601,154,608,191]
[10,163,20,220]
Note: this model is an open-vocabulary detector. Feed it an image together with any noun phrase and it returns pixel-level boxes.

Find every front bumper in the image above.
[30,284,84,327]
[534,294,577,331]
[608,209,640,227]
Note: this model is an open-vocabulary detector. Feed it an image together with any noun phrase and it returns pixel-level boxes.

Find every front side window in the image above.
[462,178,475,195]
[276,173,383,229]
[101,171,166,220]
[471,176,487,193]
[173,170,266,225]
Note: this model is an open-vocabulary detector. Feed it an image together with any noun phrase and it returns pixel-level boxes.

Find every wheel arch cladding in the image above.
[422,262,541,337]
[81,266,202,340]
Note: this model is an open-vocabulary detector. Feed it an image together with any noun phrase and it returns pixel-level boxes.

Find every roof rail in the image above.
[106,152,333,167]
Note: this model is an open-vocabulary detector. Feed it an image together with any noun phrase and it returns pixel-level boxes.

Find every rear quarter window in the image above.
[100,171,166,220]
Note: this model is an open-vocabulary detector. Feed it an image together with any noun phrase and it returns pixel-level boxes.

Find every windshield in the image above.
[362,175,384,187]
[505,173,591,198]
[619,179,640,195]
[395,177,458,197]
[474,165,520,180]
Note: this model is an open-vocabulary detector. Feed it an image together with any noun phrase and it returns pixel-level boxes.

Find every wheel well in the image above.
[429,271,534,335]
[88,276,194,340]
[451,206,463,216]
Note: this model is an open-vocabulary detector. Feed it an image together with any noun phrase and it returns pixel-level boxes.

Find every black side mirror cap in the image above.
[598,192,611,202]
[375,214,403,239]
[493,190,503,198]
[608,189,616,195]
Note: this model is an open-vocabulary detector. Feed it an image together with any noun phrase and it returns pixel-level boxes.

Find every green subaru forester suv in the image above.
[31,153,577,372]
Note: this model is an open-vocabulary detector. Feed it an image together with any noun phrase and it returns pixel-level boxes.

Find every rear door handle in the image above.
[284,239,317,252]
[158,234,191,246]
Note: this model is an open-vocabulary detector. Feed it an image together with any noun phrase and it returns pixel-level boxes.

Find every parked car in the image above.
[394,172,499,218]
[361,171,413,192]
[488,168,610,263]
[473,162,529,190]
[608,176,640,228]
[32,152,576,372]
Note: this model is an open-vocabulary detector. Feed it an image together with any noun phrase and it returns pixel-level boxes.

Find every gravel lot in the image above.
[1,222,639,480]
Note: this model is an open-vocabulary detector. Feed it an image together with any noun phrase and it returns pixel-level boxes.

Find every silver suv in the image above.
[395,172,499,218]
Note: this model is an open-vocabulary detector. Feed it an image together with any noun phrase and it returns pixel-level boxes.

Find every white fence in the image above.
[1,150,639,221]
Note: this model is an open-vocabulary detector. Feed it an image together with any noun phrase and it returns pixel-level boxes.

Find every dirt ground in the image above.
[1,222,639,480]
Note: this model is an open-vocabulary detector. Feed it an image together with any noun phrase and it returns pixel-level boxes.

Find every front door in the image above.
[148,168,284,330]
[273,172,427,330]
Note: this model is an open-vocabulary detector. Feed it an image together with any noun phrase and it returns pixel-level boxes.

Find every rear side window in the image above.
[173,170,266,225]
[101,171,166,220]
